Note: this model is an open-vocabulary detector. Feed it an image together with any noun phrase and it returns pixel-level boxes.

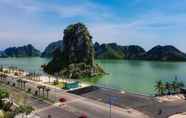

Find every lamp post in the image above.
[108,96,117,118]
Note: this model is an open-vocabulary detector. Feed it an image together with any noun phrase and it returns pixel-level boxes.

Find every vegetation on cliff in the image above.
[42,40,186,61]
[0,87,34,118]
[143,45,186,61]
[41,40,63,57]
[43,23,105,78]
[94,43,125,59]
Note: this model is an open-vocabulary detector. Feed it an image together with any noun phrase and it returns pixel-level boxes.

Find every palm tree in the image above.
[16,79,21,88]
[165,82,171,95]
[48,75,51,83]
[45,88,50,99]
[41,86,46,97]
[177,81,184,93]
[172,78,179,94]
[155,80,165,96]
[22,80,27,90]
[37,85,46,97]
[0,74,3,81]
[37,86,42,96]
[0,65,3,72]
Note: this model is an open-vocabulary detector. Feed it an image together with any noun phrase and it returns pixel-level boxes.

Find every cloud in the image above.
[0,0,113,20]
[0,0,186,52]
[0,30,60,51]
[89,13,186,52]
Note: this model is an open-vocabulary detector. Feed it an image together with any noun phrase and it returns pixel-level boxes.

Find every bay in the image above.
[0,57,186,95]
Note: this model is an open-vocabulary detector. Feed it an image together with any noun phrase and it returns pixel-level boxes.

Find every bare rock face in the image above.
[63,23,94,66]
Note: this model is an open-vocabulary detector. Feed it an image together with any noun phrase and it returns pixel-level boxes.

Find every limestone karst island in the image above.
[43,23,105,79]
[0,1,186,118]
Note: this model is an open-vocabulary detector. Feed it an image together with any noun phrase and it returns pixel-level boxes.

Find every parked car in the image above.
[79,114,88,118]
[59,97,66,102]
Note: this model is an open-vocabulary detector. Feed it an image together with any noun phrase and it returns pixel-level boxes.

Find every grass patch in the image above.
[55,82,65,89]
[48,82,65,89]
[80,75,103,84]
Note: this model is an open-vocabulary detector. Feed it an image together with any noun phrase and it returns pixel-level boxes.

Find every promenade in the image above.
[0,71,149,118]
[1,69,186,118]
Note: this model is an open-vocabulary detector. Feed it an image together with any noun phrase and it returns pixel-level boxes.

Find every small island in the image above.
[43,23,105,79]
[0,44,41,58]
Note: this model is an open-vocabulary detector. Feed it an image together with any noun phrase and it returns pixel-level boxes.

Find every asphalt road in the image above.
[72,86,186,118]
[1,75,149,118]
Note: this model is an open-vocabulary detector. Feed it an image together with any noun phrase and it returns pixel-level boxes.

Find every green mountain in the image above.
[43,40,186,61]
[143,45,186,61]
[121,45,146,60]
[0,51,7,58]
[94,43,125,59]
[0,44,41,57]
[41,40,63,57]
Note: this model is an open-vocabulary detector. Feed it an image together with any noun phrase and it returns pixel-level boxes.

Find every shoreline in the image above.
[1,56,186,62]
[0,67,150,118]
[1,67,186,118]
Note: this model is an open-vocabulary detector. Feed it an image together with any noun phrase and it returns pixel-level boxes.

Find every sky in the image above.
[0,0,186,52]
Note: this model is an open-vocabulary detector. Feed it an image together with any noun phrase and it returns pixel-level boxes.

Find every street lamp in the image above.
[108,96,117,118]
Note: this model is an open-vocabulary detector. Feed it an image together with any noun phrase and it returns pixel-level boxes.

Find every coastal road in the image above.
[2,74,149,118]
[74,86,186,118]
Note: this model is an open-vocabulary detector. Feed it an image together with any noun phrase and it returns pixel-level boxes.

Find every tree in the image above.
[37,85,46,97]
[165,82,172,95]
[45,88,50,99]
[171,78,179,94]
[16,79,21,88]
[155,80,165,96]
[37,86,42,96]
[43,48,64,74]
[0,88,15,118]
[0,65,3,72]
[15,105,34,117]
[0,89,9,107]
[0,88,34,118]
[22,80,27,90]
[41,86,46,97]
[177,81,184,93]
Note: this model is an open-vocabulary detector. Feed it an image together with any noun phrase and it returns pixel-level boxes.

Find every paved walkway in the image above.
[71,86,186,118]
[1,72,150,118]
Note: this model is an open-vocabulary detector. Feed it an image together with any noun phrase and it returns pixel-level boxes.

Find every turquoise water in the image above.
[0,57,186,95]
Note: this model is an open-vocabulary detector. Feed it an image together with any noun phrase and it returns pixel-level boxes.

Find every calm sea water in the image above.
[0,57,186,95]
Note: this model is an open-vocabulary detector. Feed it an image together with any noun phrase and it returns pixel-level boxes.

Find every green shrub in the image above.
[27,88,32,93]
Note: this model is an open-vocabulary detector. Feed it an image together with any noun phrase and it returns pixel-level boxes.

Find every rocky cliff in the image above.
[43,23,104,78]
[62,23,95,66]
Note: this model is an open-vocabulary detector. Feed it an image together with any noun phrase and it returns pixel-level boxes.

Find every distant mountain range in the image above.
[1,41,186,61]
[0,44,41,57]
[41,40,63,57]
[41,40,186,61]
